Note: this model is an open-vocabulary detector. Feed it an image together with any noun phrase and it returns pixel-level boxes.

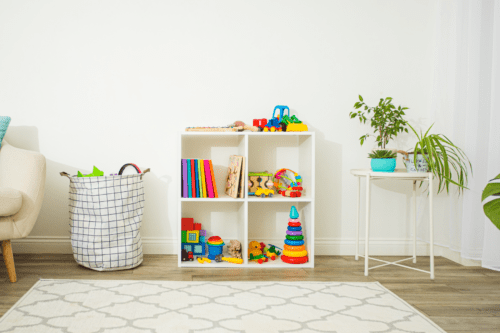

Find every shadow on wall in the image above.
[310,126,343,240]
[5,127,171,242]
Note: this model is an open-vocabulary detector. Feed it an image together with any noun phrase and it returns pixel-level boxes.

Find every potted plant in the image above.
[400,123,472,194]
[368,150,397,172]
[482,174,500,230]
[349,95,409,151]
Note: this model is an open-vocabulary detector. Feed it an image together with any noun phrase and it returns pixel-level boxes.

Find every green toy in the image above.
[77,166,104,178]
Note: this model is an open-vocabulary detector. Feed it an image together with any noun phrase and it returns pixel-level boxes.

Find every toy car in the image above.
[263,106,289,132]
[255,187,274,198]
[181,249,194,261]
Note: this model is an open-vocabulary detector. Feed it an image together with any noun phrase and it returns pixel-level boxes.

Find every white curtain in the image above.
[428,0,500,270]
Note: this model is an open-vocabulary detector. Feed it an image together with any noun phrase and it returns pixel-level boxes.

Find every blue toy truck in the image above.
[263,105,290,132]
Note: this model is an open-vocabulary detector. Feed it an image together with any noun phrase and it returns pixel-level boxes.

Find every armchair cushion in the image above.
[0,188,22,217]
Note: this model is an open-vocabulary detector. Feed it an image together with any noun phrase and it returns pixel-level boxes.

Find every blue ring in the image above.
[284,239,304,246]
[287,226,302,231]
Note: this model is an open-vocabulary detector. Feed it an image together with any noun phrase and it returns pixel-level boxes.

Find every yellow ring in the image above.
[282,250,308,257]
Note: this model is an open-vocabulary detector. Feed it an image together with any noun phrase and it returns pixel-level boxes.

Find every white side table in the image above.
[350,169,434,280]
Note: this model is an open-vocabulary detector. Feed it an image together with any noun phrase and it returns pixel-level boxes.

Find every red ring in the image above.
[288,222,301,227]
[281,255,308,264]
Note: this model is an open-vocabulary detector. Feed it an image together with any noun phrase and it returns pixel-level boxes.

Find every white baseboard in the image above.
[9,236,481,267]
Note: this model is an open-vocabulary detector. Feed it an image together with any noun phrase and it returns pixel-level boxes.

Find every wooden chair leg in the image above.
[2,240,17,283]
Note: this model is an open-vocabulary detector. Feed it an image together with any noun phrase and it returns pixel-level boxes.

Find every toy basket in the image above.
[60,165,150,271]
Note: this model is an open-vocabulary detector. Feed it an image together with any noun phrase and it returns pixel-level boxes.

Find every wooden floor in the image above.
[1,254,499,332]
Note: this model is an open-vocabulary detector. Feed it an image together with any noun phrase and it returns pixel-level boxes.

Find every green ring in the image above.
[286,235,304,241]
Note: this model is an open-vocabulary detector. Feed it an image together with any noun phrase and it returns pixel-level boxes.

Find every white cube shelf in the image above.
[178,132,315,268]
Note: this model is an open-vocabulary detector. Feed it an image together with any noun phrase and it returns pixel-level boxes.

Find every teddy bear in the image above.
[227,240,242,259]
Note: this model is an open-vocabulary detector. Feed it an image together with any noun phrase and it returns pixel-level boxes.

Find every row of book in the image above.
[181,159,219,198]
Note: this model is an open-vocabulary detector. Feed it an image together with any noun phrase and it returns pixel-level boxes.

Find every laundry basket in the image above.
[60,165,150,271]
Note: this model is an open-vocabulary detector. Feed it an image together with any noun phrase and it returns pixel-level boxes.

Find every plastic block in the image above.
[200,235,206,243]
[181,230,187,243]
[181,218,194,231]
[200,229,206,236]
[194,223,201,230]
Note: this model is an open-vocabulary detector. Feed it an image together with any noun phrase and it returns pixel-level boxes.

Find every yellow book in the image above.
[200,159,207,198]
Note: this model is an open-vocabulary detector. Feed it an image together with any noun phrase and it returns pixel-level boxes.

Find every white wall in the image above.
[1,0,442,255]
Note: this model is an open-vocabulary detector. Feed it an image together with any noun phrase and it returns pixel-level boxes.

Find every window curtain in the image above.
[426,0,500,270]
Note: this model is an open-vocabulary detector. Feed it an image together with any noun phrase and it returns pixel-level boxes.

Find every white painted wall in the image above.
[1,0,442,255]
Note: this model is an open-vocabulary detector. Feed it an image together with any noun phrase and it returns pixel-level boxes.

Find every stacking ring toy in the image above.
[286,230,302,236]
[286,235,303,241]
[281,255,308,264]
[284,244,306,251]
[283,250,308,257]
[288,222,301,227]
[288,218,300,223]
[288,226,302,231]
[285,239,304,246]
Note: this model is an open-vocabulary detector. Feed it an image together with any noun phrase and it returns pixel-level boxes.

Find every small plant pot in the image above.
[371,158,396,172]
[404,153,429,172]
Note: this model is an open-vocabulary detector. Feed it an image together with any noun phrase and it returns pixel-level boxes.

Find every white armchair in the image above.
[0,140,46,282]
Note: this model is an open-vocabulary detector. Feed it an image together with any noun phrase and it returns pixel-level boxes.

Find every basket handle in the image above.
[60,172,71,179]
[118,163,142,175]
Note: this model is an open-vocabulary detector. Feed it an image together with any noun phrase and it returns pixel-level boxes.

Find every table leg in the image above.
[413,180,417,264]
[429,174,435,280]
[365,174,371,276]
[355,176,360,261]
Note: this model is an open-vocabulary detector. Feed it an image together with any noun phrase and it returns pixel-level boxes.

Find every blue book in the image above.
[194,160,200,198]
[187,159,192,198]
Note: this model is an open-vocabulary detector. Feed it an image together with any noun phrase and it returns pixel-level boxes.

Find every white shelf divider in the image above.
[178,131,315,268]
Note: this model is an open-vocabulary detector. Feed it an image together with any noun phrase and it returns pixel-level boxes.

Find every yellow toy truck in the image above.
[255,187,274,198]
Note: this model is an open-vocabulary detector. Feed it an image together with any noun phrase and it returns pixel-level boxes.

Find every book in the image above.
[225,155,243,199]
[209,160,218,198]
[182,159,188,198]
[204,160,214,198]
[200,160,207,198]
[197,160,203,197]
[191,159,196,198]
[194,160,200,198]
[187,159,192,198]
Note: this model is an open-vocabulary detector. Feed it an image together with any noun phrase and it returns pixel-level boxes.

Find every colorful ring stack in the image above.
[281,206,308,264]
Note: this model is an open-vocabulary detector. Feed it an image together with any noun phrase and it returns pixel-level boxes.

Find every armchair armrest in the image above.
[0,140,46,239]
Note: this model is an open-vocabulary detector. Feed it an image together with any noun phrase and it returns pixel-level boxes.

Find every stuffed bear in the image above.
[227,240,242,259]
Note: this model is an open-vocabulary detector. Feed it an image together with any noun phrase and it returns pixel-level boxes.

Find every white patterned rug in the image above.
[0,279,445,333]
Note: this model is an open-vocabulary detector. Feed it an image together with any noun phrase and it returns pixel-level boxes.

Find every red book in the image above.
[191,159,196,197]
[204,160,214,198]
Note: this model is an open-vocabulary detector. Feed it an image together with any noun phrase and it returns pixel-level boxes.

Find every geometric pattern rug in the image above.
[0,279,446,333]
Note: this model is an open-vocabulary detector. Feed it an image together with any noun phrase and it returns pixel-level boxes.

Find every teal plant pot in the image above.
[404,154,429,172]
[371,158,396,172]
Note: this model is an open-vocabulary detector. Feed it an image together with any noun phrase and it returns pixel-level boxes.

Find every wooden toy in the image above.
[185,126,243,132]
[227,240,242,259]
[248,172,274,195]
[221,257,243,264]
[232,121,260,132]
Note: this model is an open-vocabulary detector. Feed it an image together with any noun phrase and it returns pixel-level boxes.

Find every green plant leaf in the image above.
[482,181,500,201]
[484,200,500,230]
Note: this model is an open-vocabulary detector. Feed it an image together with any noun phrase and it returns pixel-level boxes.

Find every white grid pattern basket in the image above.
[61,172,147,271]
